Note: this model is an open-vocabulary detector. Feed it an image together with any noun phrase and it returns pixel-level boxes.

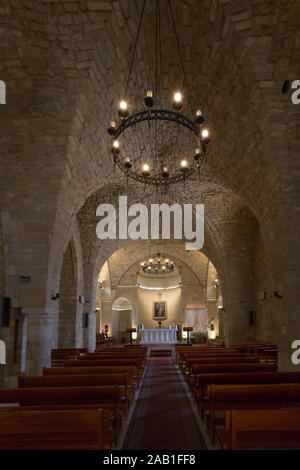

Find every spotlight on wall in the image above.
[19,275,31,282]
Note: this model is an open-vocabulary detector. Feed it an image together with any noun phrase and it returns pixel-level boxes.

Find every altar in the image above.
[140,328,177,344]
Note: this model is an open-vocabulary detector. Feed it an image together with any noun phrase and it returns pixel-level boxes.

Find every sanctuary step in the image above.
[150,349,172,357]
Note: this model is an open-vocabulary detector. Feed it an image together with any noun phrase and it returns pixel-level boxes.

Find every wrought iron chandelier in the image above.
[107,0,210,187]
[140,253,175,275]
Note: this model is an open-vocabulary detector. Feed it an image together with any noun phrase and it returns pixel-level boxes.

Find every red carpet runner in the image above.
[122,356,207,450]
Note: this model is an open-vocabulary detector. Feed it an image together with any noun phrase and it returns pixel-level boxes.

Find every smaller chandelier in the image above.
[140,253,175,275]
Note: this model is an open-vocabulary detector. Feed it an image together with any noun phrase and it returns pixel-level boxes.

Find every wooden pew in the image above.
[0,408,107,450]
[217,408,300,450]
[42,365,139,388]
[230,344,278,364]
[185,358,261,388]
[178,351,248,370]
[83,352,147,366]
[175,346,229,362]
[0,386,123,447]
[195,371,300,418]
[207,383,300,443]
[51,348,88,367]
[188,362,277,393]
[64,358,144,382]
[19,373,135,412]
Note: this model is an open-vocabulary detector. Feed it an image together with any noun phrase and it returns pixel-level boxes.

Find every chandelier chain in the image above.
[167,0,192,114]
[124,0,147,99]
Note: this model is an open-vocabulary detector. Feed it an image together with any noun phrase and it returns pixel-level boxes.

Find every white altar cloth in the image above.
[140,328,177,344]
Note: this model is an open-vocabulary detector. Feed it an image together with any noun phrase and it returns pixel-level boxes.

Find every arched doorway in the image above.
[111,297,133,343]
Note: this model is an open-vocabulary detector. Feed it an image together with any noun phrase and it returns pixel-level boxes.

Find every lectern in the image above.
[183,326,193,346]
[126,327,136,345]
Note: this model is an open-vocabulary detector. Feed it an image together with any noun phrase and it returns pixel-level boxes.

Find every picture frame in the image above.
[152,301,167,320]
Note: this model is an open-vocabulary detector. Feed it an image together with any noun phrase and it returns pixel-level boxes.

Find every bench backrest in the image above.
[198,371,300,387]
[0,386,122,405]
[230,408,300,432]
[0,409,105,450]
[209,383,300,401]
[193,363,277,374]
[64,359,142,368]
[188,358,259,366]
[43,366,137,376]
[82,354,145,360]
[19,374,131,388]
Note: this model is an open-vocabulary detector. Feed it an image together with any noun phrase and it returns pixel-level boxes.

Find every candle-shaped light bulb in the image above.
[147,90,153,98]
[180,159,188,168]
[113,140,119,149]
[143,163,150,172]
[174,91,182,102]
[119,100,127,110]
[202,129,209,138]
[196,109,202,116]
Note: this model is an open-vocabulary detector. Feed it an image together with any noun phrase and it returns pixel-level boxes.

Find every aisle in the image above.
[122,356,207,450]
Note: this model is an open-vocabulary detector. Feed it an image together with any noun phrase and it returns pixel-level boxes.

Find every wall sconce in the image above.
[19,275,31,282]
[51,293,59,300]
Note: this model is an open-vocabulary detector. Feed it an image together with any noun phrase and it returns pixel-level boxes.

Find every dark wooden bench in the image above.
[43,365,139,384]
[185,358,262,389]
[82,352,147,366]
[51,348,88,367]
[175,346,230,363]
[178,351,249,370]
[0,385,123,447]
[207,383,300,443]
[0,408,107,450]
[64,358,144,382]
[195,371,300,418]
[217,408,300,449]
[19,373,135,412]
[183,357,259,376]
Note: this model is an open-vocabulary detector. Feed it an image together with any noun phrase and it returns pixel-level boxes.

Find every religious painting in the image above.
[152,301,167,320]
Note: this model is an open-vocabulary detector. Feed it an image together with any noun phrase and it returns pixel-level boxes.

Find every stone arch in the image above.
[111,297,133,342]
[112,297,133,311]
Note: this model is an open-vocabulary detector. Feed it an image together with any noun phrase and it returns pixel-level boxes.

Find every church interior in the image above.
[0,0,300,452]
